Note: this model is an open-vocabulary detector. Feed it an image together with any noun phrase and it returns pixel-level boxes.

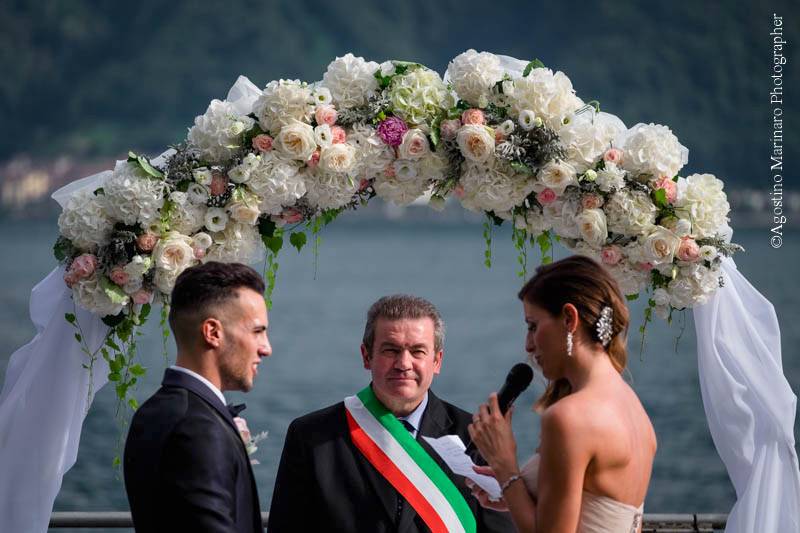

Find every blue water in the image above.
[0,216,797,527]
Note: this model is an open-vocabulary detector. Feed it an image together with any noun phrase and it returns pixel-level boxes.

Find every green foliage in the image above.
[482,217,493,268]
[127,151,164,179]
[522,58,545,76]
[289,231,307,252]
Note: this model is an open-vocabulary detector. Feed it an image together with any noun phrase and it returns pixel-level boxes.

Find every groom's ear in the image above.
[201,317,224,348]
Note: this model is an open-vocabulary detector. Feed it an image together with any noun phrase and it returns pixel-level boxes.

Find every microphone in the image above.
[466,363,534,455]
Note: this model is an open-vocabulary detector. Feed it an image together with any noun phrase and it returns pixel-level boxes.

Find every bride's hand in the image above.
[465,466,509,511]
[468,393,518,477]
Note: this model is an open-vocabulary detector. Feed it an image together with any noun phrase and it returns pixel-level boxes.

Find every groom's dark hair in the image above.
[168,262,265,345]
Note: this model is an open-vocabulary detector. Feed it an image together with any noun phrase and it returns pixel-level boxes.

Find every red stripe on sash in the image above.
[346,409,448,533]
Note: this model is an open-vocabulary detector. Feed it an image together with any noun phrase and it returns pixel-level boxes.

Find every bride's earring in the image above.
[566,331,573,357]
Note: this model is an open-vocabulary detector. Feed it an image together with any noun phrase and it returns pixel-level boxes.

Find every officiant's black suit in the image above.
[267,390,513,532]
[124,368,263,532]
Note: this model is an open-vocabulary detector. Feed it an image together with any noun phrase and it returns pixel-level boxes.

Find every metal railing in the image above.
[49,512,729,531]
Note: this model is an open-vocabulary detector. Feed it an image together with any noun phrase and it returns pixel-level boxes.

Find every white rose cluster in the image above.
[253,79,314,134]
[322,53,380,109]
[446,50,504,107]
[676,173,730,238]
[103,161,165,227]
[510,68,583,130]
[619,123,688,179]
[188,99,255,162]
[459,160,536,215]
[58,189,113,251]
[388,68,449,126]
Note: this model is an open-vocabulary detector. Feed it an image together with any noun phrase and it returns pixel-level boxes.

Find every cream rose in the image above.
[456,125,495,163]
[398,129,430,160]
[576,208,608,248]
[319,143,357,173]
[539,160,578,195]
[276,120,317,161]
[641,226,681,265]
[152,232,197,293]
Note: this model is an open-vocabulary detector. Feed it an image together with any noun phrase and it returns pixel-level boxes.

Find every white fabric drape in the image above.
[694,257,800,532]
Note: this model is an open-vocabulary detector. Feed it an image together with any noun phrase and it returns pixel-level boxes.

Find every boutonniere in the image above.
[233,416,268,464]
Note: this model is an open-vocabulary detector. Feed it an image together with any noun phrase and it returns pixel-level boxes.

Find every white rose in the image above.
[446,50,504,106]
[539,160,578,195]
[618,123,689,179]
[228,191,261,225]
[398,129,430,160]
[152,232,197,293]
[319,143,357,174]
[641,226,681,265]
[276,120,317,161]
[457,125,495,163]
[575,208,608,248]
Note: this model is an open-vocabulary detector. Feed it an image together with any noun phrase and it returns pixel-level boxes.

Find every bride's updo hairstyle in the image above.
[518,255,630,409]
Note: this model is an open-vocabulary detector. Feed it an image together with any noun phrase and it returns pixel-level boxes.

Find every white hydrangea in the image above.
[558,112,626,173]
[302,168,359,210]
[676,173,730,238]
[169,200,207,235]
[605,189,657,236]
[446,49,504,107]
[373,165,430,206]
[73,274,128,316]
[122,255,152,295]
[566,239,603,263]
[349,123,395,178]
[228,153,261,184]
[321,53,380,109]
[595,162,627,193]
[510,68,583,129]
[607,260,650,297]
[417,151,448,181]
[205,222,264,265]
[547,198,581,239]
[459,159,536,214]
[188,99,255,162]
[514,206,551,236]
[58,189,113,251]
[388,68,449,125]
[618,123,689,179]
[253,79,314,134]
[103,161,165,227]
[246,153,306,215]
[667,263,720,308]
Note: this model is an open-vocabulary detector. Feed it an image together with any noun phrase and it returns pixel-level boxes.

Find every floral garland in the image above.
[53,50,741,406]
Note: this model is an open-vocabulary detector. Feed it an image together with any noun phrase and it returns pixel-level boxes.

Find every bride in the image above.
[468,255,656,533]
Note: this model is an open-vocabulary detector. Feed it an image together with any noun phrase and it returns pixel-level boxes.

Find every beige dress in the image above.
[520,455,643,533]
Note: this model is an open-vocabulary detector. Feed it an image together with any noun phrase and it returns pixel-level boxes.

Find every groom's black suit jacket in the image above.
[267,389,513,532]
[124,368,263,532]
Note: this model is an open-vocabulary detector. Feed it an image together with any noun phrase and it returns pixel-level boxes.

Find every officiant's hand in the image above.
[465,465,509,511]
[468,393,518,480]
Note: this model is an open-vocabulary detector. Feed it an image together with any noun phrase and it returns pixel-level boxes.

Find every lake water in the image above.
[0,216,797,529]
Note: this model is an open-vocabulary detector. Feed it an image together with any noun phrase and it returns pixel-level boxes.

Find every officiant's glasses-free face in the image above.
[217,288,272,392]
[361,317,442,417]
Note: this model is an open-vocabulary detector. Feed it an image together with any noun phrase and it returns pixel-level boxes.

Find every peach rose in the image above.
[601,245,623,266]
[676,236,701,262]
[71,254,98,279]
[307,150,321,168]
[252,134,273,152]
[330,126,347,144]
[603,148,623,165]
[132,289,153,305]
[653,175,677,204]
[109,266,130,286]
[439,119,461,140]
[136,233,159,252]
[461,108,486,125]
[315,105,338,126]
[581,193,604,210]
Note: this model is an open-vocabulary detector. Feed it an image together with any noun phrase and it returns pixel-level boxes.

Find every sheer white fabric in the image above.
[694,257,800,532]
[0,75,262,533]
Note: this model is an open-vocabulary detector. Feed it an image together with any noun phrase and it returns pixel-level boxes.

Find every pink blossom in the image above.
[136,233,159,252]
[64,271,80,288]
[494,130,506,143]
[536,188,558,205]
[600,245,623,266]
[210,171,229,196]
[315,105,338,126]
[307,150,321,168]
[603,148,623,165]
[377,116,408,147]
[439,119,461,140]
[280,208,304,224]
[71,254,98,279]
[233,416,251,444]
[330,126,347,144]
[132,289,153,305]
[384,164,396,178]
[676,236,701,262]
[193,247,206,260]
[637,262,654,271]
[252,134,273,152]
[109,266,130,286]
[359,178,372,192]
[453,184,465,199]
[581,193,604,210]
[461,108,486,125]
[653,175,677,204]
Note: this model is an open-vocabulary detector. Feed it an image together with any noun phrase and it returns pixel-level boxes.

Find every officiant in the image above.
[267,294,513,532]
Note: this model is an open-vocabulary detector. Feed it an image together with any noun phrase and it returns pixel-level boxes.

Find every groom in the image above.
[124,262,271,532]
[268,295,512,532]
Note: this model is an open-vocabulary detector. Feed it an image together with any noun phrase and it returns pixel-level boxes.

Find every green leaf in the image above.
[93,187,104,196]
[74,333,82,343]
[258,217,277,237]
[128,397,139,410]
[263,235,283,255]
[139,303,151,321]
[65,313,76,324]
[510,161,534,175]
[53,237,75,262]
[652,188,668,209]
[108,372,121,382]
[128,151,164,179]
[289,231,307,252]
[522,59,545,77]
[129,364,146,376]
[101,312,126,328]
[112,456,121,468]
[626,293,640,301]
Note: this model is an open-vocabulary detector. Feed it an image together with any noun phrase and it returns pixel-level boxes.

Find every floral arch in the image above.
[0,51,796,533]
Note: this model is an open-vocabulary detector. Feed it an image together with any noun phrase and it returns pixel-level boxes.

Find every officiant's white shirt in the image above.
[170,365,227,406]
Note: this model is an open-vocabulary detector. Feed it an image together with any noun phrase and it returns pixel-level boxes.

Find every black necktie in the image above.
[227,403,246,417]
[396,419,416,523]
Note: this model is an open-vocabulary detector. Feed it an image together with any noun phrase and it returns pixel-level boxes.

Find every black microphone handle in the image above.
[464,381,519,457]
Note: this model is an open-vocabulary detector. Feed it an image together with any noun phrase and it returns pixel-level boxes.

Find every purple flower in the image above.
[377,116,408,147]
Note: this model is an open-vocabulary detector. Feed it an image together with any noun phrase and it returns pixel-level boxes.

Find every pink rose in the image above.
[193,247,206,260]
[461,108,486,125]
[603,148,623,165]
[109,266,130,286]
[676,236,701,262]
[359,178,372,192]
[233,417,251,444]
[252,134,273,152]
[64,271,80,288]
[600,245,623,266]
[581,193,604,210]
[653,175,677,204]
[384,164,396,178]
[210,171,229,196]
[536,188,558,205]
[377,116,408,147]
[315,105,338,126]
[439,119,461,140]
[638,262,654,271]
[280,208,304,224]
[453,184,465,199]
[330,126,347,144]
[136,233,159,252]
[307,150,321,168]
[132,289,153,305]
[71,254,98,279]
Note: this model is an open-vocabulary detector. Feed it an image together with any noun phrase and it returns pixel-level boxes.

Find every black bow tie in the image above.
[227,403,246,417]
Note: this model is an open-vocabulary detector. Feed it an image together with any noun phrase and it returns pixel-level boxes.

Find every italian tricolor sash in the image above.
[344,386,476,533]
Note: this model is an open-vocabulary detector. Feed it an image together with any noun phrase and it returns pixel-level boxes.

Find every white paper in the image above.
[423,435,502,500]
